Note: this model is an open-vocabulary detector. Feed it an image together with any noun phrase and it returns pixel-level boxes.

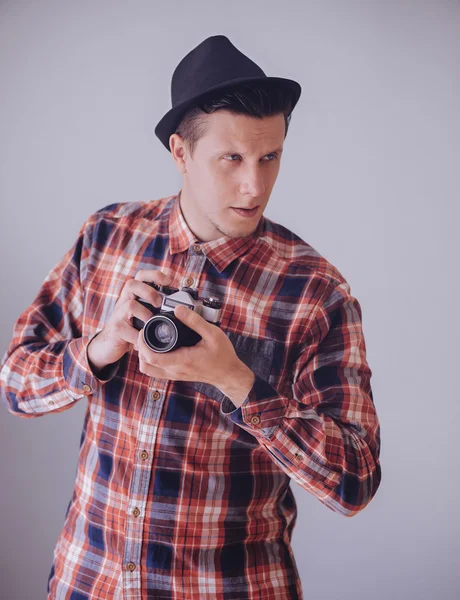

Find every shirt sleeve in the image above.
[220,277,382,517]
[0,213,121,418]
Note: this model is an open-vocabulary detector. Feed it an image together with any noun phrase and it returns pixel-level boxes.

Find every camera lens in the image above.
[155,322,174,344]
[144,315,178,352]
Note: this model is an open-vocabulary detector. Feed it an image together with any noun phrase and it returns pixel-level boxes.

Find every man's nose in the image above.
[239,166,266,197]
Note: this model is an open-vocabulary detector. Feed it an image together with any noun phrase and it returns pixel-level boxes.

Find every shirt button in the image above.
[184,276,194,287]
[139,450,149,460]
[127,562,136,571]
[48,400,55,405]
[83,384,92,393]
[250,415,261,425]
[132,507,140,517]
[294,453,303,461]
[193,244,201,252]
[152,390,161,400]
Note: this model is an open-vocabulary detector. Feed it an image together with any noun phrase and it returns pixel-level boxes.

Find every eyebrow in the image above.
[219,146,284,156]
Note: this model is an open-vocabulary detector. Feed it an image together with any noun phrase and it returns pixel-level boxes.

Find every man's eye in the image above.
[224,153,279,162]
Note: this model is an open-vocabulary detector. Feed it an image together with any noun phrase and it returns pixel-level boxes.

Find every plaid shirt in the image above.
[0,192,381,599]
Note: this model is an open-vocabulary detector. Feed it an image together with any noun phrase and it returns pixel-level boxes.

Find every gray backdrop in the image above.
[1,1,459,599]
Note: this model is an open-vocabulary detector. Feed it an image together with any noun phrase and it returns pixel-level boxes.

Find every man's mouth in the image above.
[231,206,259,217]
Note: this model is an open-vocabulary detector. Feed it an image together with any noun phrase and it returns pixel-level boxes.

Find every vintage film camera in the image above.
[132,282,223,353]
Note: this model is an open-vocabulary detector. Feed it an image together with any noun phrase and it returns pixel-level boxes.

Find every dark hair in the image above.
[173,81,297,158]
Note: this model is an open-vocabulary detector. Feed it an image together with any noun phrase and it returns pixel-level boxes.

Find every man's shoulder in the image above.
[76,196,175,248]
[260,215,345,286]
[91,195,174,222]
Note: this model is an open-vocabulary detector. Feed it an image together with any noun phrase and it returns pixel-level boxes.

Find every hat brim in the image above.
[154,75,302,153]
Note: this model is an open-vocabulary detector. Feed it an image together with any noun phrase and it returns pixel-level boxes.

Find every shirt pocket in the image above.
[188,331,276,403]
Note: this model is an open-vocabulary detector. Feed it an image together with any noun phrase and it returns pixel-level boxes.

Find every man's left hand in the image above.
[134,304,254,399]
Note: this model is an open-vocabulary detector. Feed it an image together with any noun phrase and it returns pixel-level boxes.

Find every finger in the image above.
[138,329,191,367]
[173,304,211,338]
[120,279,163,308]
[138,356,168,378]
[123,297,156,324]
[110,319,140,346]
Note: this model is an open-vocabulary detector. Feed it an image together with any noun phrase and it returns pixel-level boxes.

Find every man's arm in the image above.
[0,210,120,418]
[218,277,382,518]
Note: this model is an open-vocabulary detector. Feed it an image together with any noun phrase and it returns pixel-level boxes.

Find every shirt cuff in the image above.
[220,373,289,439]
[62,331,121,401]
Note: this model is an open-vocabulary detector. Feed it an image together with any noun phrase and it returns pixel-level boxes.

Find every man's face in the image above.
[170,110,285,242]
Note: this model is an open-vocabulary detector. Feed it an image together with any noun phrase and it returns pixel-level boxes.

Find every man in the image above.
[0,35,382,599]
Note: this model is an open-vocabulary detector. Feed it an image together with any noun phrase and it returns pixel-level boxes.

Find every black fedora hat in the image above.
[154,34,302,152]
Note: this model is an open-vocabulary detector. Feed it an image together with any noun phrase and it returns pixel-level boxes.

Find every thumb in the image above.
[174,304,209,336]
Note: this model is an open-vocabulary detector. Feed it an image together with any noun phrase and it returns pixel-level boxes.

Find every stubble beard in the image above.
[208,212,258,240]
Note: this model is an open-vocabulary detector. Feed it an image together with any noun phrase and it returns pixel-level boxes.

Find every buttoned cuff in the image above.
[62,331,121,401]
[220,374,289,439]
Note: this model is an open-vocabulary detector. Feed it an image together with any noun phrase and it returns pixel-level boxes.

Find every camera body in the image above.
[132,282,223,353]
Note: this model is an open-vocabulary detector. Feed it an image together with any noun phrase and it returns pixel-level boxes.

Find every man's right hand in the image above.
[87,268,173,374]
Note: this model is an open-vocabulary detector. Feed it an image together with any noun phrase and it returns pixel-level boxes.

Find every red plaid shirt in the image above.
[0,192,381,599]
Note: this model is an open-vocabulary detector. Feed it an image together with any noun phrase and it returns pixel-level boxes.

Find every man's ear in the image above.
[169,134,187,174]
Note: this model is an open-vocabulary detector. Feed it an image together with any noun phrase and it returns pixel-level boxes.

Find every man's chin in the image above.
[221,225,258,240]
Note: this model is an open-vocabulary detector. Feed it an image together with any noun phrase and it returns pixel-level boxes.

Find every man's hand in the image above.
[87,268,176,378]
[135,304,255,405]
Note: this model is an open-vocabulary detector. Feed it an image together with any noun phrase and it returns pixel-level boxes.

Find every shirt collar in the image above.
[168,190,265,272]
